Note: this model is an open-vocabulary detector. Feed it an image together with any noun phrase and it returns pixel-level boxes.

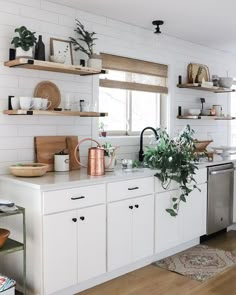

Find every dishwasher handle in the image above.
[210,168,235,175]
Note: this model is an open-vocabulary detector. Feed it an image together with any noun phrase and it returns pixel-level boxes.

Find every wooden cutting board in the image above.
[34,136,80,171]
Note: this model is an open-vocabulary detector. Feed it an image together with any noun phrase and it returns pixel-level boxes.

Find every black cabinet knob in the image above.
[72,218,77,222]
[80,216,85,221]
[135,204,139,208]
[129,206,133,210]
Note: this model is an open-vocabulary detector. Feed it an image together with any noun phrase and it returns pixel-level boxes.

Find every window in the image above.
[99,54,168,136]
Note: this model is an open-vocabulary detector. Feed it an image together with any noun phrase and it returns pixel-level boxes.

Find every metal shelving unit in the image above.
[0,206,26,295]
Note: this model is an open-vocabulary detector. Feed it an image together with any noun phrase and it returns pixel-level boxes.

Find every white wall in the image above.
[0,0,236,174]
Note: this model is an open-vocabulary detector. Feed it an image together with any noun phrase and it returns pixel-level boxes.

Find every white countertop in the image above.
[0,155,235,191]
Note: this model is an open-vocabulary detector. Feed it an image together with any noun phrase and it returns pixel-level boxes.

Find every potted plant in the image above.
[102,142,118,172]
[70,19,102,69]
[99,122,107,137]
[11,26,37,58]
[143,125,199,216]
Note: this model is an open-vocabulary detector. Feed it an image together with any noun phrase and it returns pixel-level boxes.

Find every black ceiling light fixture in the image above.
[152,20,164,34]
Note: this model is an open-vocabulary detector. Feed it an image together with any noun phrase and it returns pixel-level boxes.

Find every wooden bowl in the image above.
[193,140,213,152]
[0,228,10,248]
[9,163,48,177]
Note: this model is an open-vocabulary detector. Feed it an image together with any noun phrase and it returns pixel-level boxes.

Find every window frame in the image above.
[99,53,168,136]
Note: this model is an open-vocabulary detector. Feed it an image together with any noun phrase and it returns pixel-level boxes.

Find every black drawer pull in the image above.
[80,216,85,221]
[128,187,139,191]
[72,218,77,222]
[135,204,139,208]
[129,206,133,210]
[71,196,85,200]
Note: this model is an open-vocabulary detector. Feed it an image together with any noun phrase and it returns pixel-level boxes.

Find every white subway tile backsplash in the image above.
[41,1,76,17]
[0,0,20,15]
[18,125,57,136]
[0,125,18,136]
[8,0,40,8]
[20,6,59,24]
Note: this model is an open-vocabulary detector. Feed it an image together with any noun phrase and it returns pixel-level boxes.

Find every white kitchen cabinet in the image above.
[107,195,154,271]
[77,205,106,283]
[132,195,154,261]
[155,182,207,254]
[181,183,207,242]
[155,190,181,253]
[43,210,77,295]
[43,204,106,294]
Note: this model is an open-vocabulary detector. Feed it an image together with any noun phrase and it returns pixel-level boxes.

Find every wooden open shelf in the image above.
[3,110,108,117]
[177,115,236,120]
[177,84,235,93]
[4,58,106,76]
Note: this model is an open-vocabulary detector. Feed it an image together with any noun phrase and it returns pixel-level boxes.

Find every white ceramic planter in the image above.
[105,155,116,172]
[15,47,33,58]
[88,54,102,70]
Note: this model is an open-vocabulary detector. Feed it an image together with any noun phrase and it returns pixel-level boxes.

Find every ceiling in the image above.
[49,0,236,55]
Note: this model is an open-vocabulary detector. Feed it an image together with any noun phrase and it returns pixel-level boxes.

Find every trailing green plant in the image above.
[11,26,37,51]
[70,19,97,57]
[102,142,116,157]
[143,125,199,216]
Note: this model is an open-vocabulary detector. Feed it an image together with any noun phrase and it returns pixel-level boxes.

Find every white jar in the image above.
[54,152,69,172]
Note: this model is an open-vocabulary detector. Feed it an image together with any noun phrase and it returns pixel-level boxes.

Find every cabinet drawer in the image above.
[107,177,154,202]
[43,184,106,214]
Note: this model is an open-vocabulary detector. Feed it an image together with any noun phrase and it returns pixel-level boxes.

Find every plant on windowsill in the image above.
[143,125,199,216]
[11,26,37,58]
[70,19,102,69]
[99,122,107,137]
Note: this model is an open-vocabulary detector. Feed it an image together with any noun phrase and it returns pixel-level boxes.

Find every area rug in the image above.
[153,244,236,281]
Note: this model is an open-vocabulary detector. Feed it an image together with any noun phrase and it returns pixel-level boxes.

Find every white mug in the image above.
[32,97,42,110]
[19,97,34,110]
[212,105,222,116]
[11,97,20,110]
[41,98,51,110]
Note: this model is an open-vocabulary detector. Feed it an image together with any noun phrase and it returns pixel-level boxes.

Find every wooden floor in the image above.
[79,231,236,295]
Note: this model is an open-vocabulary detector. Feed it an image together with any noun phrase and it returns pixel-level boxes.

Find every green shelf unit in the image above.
[0,206,26,295]
[0,238,24,256]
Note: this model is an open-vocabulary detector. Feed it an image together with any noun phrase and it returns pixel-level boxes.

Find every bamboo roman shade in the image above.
[100,53,168,94]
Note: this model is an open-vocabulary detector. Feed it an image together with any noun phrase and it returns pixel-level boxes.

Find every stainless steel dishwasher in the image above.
[207,163,234,235]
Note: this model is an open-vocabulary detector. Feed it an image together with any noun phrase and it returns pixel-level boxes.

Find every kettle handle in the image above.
[74,138,101,168]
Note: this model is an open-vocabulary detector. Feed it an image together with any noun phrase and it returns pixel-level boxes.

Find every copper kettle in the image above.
[74,138,105,176]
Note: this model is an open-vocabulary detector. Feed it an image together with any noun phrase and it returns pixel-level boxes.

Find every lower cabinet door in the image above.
[181,183,207,241]
[132,195,154,261]
[107,199,133,271]
[155,190,181,253]
[77,205,106,282]
[43,210,77,295]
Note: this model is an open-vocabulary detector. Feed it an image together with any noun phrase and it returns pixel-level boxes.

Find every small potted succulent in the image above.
[70,19,102,69]
[11,26,37,58]
[99,122,107,137]
[102,142,119,172]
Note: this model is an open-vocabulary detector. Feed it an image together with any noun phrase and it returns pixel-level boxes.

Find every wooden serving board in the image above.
[34,136,80,171]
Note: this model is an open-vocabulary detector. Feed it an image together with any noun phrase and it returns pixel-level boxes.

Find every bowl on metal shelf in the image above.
[219,77,233,88]
[187,109,201,116]
[0,228,10,248]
